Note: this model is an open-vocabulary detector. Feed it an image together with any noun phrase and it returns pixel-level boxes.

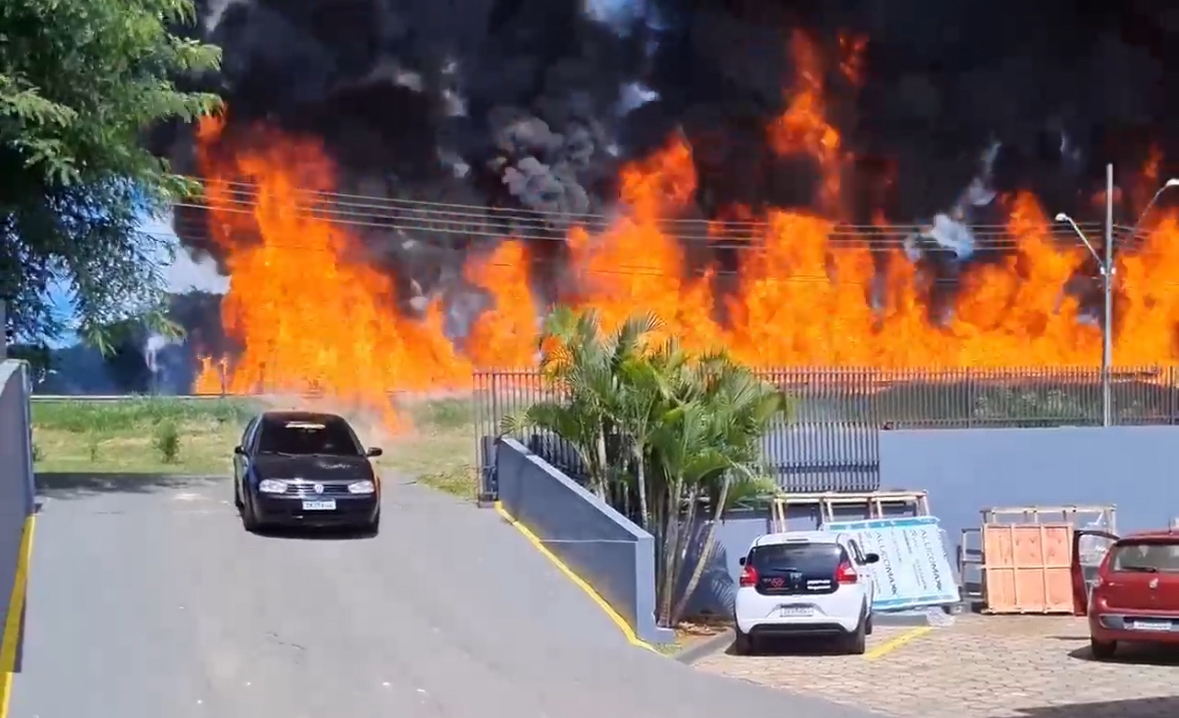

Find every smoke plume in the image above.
[160,0,1179,323]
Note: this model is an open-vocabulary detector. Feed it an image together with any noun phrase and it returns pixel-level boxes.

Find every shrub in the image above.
[153,421,181,464]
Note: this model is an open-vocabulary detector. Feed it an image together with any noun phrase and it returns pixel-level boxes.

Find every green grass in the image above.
[31,395,479,483]
[419,464,480,498]
[32,397,259,433]
[32,398,259,474]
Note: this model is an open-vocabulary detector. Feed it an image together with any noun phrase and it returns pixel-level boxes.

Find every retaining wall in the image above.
[494,438,673,644]
[0,360,35,657]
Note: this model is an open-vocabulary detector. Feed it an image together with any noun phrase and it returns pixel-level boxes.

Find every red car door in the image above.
[1070,529,1120,616]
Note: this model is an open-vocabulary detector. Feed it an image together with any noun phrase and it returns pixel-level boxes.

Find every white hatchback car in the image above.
[733,530,880,655]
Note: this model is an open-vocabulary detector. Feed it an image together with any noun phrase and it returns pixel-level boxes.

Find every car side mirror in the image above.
[233,446,245,455]
[738,556,746,566]
[366,447,383,458]
[864,552,881,564]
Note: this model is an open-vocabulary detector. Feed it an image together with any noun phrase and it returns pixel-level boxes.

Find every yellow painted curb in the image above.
[493,501,658,653]
[863,625,933,660]
[0,515,37,718]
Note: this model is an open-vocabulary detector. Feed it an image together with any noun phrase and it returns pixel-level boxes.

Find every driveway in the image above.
[9,473,880,718]
[696,614,1179,718]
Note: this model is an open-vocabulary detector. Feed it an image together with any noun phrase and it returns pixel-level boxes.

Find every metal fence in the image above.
[474,366,1179,496]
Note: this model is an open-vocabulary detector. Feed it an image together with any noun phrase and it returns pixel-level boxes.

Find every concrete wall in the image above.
[878,426,1179,543]
[495,425,1179,620]
[495,438,674,644]
[0,360,35,656]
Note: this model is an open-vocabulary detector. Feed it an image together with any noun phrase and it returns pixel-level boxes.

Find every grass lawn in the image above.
[32,396,480,496]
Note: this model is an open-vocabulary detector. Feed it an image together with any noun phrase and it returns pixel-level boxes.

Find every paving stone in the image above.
[695,615,1179,718]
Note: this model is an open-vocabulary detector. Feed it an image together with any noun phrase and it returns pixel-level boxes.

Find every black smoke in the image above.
[159,0,1179,319]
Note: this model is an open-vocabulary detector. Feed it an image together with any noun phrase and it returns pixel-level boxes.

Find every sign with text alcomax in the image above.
[823,516,961,612]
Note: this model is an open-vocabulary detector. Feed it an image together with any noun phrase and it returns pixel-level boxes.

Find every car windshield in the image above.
[1110,541,1179,573]
[256,417,362,457]
[749,542,845,575]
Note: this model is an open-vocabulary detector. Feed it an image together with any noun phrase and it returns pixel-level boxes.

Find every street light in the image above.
[1124,178,1179,247]
[1055,209,1113,426]
[1054,167,1179,427]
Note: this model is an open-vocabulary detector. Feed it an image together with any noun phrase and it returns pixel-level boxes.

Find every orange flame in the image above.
[193,34,1179,423]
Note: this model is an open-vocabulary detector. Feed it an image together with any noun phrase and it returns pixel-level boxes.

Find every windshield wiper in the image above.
[1120,565,1160,573]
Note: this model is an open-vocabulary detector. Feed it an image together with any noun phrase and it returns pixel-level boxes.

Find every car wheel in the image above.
[844,608,868,655]
[1090,638,1117,660]
[865,611,874,636]
[732,624,754,655]
[363,511,381,536]
[240,493,260,533]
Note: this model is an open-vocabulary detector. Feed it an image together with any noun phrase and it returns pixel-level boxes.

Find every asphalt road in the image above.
[10,473,883,718]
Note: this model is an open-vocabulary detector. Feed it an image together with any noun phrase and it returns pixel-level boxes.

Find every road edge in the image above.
[673,629,734,665]
[492,501,659,654]
[0,515,37,718]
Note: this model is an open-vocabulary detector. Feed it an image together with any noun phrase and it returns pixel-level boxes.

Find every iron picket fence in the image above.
[474,365,1179,497]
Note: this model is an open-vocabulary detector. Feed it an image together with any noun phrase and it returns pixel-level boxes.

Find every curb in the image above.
[672,629,734,665]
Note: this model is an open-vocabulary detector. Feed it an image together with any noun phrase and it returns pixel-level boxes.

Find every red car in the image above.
[1071,528,1179,659]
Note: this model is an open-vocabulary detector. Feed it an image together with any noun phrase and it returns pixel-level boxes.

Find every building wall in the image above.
[687,426,1179,615]
[878,425,1179,540]
[492,426,1179,619]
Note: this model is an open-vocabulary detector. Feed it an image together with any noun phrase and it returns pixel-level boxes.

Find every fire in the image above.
[193,116,471,424]
[194,31,1179,415]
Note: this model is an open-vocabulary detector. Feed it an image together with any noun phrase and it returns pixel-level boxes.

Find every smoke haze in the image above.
[159,0,1179,310]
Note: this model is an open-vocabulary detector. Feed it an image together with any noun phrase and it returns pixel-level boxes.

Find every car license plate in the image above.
[780,606,813,617]
[302,500,336,511]
[1132,620,1172,632]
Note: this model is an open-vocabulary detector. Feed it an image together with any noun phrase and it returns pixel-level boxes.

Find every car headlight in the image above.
[348,480,376,494]
[258,479,287,494]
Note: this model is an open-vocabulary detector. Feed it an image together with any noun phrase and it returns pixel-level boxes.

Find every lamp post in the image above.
[1055,165,1179,426]
[1125,178,1179,246]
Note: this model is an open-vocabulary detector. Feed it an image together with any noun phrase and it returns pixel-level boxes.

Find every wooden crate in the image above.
[980,522,1074,614]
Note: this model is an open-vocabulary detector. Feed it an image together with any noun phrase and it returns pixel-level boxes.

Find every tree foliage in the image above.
[503,307,788,626]
[0,0,222,343]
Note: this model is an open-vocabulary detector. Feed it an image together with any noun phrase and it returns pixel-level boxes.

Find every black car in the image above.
[233,411,383,533]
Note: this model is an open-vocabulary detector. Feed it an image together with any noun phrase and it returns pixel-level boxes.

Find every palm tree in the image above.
[501,306,661,500]
[638,351,787,625]
[503,306,787,627]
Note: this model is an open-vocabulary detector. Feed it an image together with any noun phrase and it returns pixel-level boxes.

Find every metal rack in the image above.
[769,490,930,532]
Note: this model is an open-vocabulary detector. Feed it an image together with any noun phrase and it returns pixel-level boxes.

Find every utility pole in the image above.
[1058,166,1179,427]
[1102,163,1114,428]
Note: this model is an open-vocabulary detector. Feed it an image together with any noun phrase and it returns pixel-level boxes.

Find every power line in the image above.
[166,203,1109,252]
[176,176,1111,249]
[142,228,1179,291]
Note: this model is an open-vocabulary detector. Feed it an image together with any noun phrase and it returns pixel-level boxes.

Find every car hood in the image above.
[251,454,373,482]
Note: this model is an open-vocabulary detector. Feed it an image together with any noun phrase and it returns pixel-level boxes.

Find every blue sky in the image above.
[43,213,227,346]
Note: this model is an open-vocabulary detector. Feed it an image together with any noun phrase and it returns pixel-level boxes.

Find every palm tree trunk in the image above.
[660,483,699,624]
[634,445,649,531]
[670,473,732,624]
[657,476,682,625]
[593,429,609,498]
